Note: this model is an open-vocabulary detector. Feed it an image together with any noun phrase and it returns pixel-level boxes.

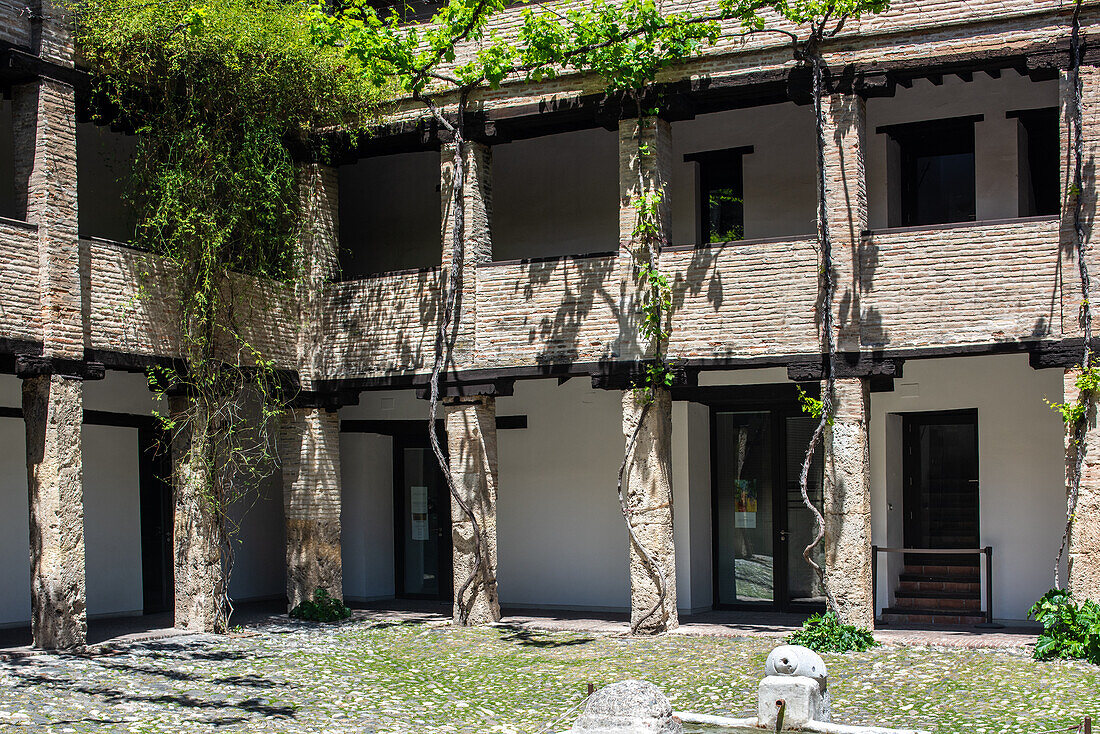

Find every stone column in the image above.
[823,378,874,628]
[444,396,501,625]
[622,389,678,633]
[1060,65,1100,338]
[822,92,869,351]
[23,373,86,649]
[170,395,225,632]
[13,21,86,648]
[440,140,492,367]
[279,408,344,610]
[1064,369,1100,600]
[616,116,677,633]
[295,163,339,390]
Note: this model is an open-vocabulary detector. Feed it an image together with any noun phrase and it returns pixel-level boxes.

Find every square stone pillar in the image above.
[1064,369,1100,600]
[295,163,340,390]
[23,373,86,649]
[170,395,225,632]
[617,116,671,361]
[616,115,677,633]
[823,377,874,628]
[440,141,492,369]
[12,78,82,359]
[444,395,500,625]
[821,93,869,351]
[621,389,677,633]
[1060,65,1100,338]
[279,408,343,610]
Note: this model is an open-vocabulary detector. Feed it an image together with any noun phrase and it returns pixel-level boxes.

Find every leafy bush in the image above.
[1029,589,1100,664]
[290,589,351,623]
[788,612,879,653]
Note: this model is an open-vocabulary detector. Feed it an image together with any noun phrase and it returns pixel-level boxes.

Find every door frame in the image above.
[697,383,825,613]
[901,408,980,563]
[391,429,453,601]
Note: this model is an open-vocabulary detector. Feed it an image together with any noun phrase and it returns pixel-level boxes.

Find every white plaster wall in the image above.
[869,354,1066,621]
[493,128,619,261]
[83,424,143,617]
[0,99,15,220]
[495,379,630,611]
[228,472,286,602]
[341,389,428,421]
[866,74,1059,229]
[672,402,693,612]
[341,431,395,601]
[338,152,441,277]
[671,103,818,245]
[0,374,30,625]
[84,370,164,414]
[77,122,137,244]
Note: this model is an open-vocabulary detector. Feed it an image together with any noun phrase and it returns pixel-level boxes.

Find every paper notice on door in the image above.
[411,486,429,540]
[411,486,428,514]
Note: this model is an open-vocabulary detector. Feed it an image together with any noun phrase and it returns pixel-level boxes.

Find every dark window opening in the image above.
[880,115,980,227]
[1009,107,1059,217]
[685,146,752,245]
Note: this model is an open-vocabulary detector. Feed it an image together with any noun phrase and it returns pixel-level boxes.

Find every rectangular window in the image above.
[1009,107,1059,217]
[879,115,981,227]
[685,146,752,245]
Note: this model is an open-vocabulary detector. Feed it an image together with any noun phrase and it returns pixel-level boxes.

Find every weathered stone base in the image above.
[171,396,225,633]
[280,408,344,610]
[445,396,501,626]
[24,374,87,649]
[824,378,874,629]
[622,389,678,634]
[1064,369,1100,601]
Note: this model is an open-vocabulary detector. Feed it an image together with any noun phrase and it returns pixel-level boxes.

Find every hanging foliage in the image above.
[71,0,385,631]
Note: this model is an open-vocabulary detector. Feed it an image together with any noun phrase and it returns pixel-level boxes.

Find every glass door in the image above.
[784,415,826,606]
[713,408,825,610]
[395,441,452,599]
[714,411,775,605]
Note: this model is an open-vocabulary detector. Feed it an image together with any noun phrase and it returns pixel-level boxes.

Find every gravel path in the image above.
[0,617,1096,733]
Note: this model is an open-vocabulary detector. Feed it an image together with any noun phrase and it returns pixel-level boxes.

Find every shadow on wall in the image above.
[522,256,619,366]
[323,268,441,377]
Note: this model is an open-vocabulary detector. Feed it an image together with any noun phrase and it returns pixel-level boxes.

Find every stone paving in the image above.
[0,611,1096,734]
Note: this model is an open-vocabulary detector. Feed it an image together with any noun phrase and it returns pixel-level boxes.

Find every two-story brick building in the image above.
[1,0,1098,648]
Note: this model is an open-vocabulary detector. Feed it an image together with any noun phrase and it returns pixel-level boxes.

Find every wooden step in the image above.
[902,563,980,577]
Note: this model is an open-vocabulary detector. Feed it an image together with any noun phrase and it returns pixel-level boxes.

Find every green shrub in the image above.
[289,589,351,623]
[1029,588,1100,664]
[788,612,879,653]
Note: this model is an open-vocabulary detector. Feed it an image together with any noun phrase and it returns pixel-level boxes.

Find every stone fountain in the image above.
[560,645,929,734]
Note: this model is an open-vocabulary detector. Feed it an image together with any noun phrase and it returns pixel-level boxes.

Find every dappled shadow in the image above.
[494,625,596,648]
[1,651,294,720]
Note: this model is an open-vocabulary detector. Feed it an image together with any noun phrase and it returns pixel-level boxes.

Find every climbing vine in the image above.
[316,0,889,631]
[72,0,383,631]
[1054,0,1093,590]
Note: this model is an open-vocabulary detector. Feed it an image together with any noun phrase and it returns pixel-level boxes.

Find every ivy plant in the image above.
[71,0,385,631]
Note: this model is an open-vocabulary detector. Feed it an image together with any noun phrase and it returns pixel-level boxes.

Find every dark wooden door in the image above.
[902,410,980,566]
[139,426,174,615]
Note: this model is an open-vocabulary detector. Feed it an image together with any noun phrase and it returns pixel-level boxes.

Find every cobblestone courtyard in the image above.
[0,617,1097,734]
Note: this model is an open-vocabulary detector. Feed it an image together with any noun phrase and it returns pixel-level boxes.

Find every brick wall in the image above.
[0,221,42,343]
[80,240,298,368]
[0,6,32,48]
[474,256,618,368]
[321,269,441,378]
[664,238,821,360]
[861,218,1061,348]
